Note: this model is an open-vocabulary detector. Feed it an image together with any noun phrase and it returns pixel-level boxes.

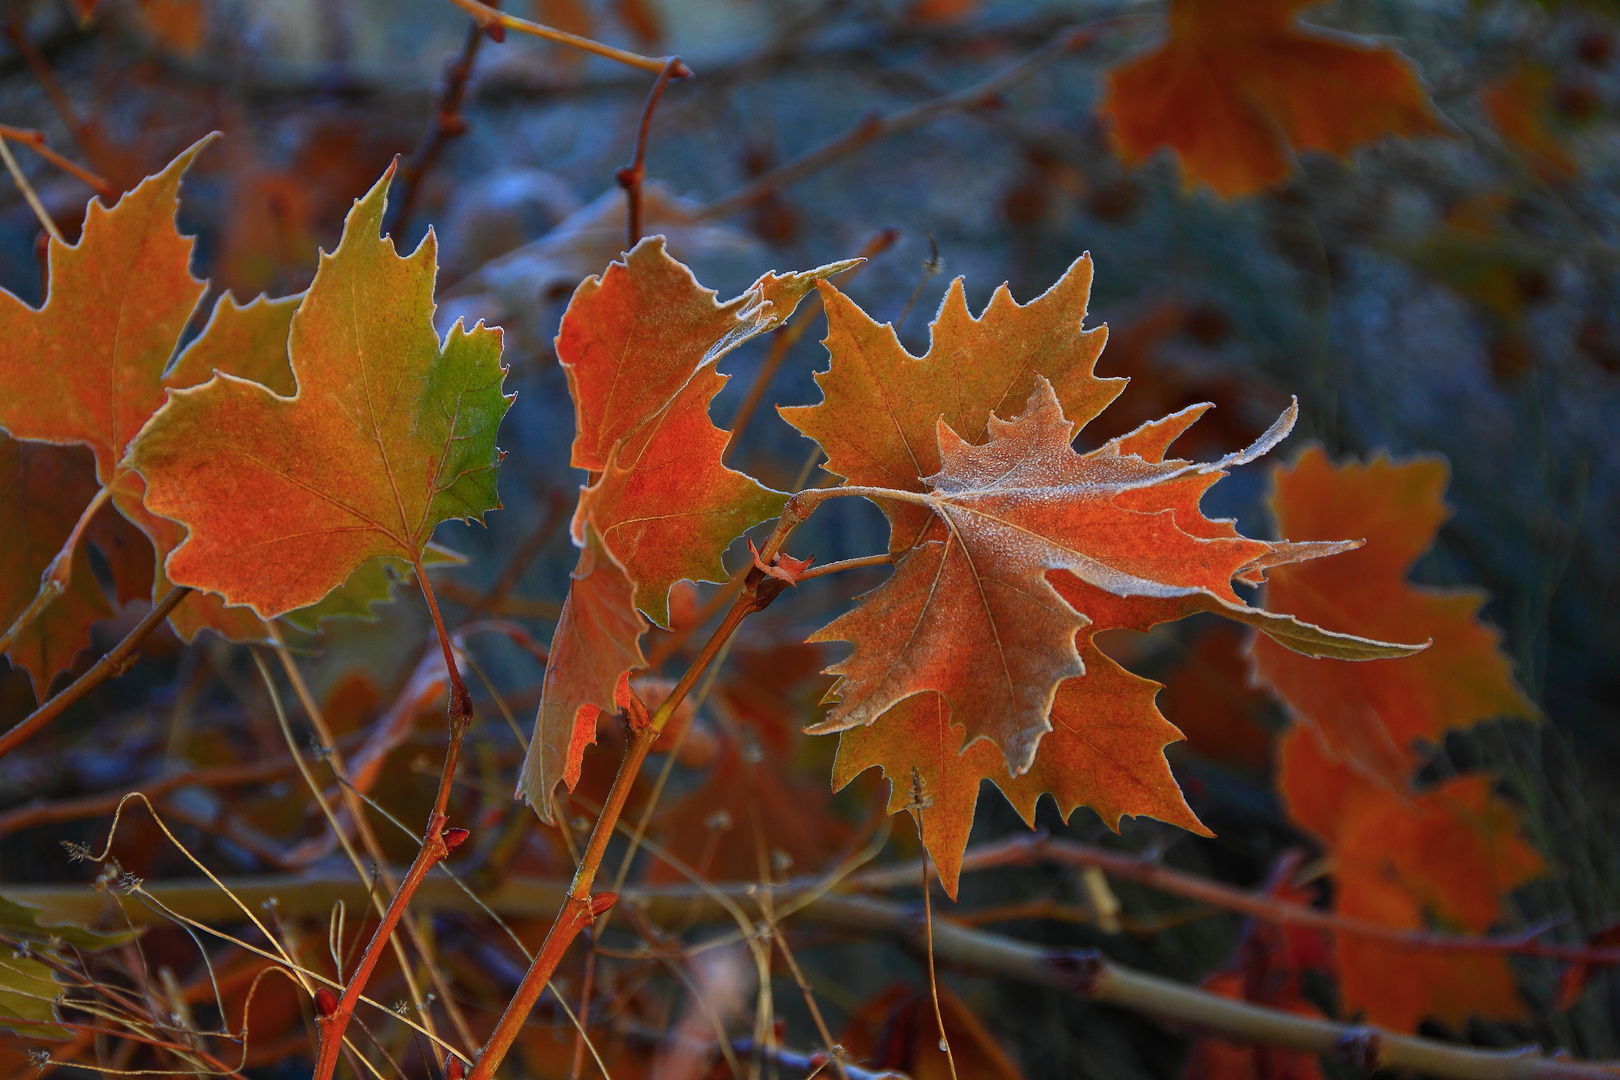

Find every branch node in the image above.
[1337,1028,1382,1070]
[1044,949,1105,996]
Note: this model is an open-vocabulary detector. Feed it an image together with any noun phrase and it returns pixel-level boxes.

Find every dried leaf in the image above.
[809,378,1419,775]
[780,255,1119,553]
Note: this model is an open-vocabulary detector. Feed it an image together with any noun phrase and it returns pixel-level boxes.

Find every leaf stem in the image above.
[796,552,895,581]
[0,483,113,661]
[440,0,688,75]
[0,586,191,761]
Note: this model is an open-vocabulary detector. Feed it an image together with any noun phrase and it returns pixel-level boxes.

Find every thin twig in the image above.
[440,0,688,75]
[261,643,463,1058]
[54,873,1620,1080]
[3,20,98,171]
[893,231,941,334]
[0,124,113,197]
[796,553,894,581]
[617,55,688,249]
[0,587,191,760]
[386,6,493,238]
[309,559,477,1080]
[854,834,1620,966]
[0,131,62,243]
[700,21,1122,221]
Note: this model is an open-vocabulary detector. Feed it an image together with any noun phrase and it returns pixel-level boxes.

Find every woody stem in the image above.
[470,535,797,1080]
[310,557,473,1080]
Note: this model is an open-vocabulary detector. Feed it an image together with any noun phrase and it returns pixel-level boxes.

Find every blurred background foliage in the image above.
[1,0,1619,1077]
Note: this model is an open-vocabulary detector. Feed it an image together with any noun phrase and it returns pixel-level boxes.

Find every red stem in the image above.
[310,558,474,1080]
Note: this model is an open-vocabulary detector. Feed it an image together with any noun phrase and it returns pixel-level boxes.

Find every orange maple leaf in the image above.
[1280,728,1543,1032]
[521,242,853,812]
[780,254,1120,554]
[0,137,360,649]
[1100,0,1442,197]
[1251,447,1537,784]
[807,377,1418,776]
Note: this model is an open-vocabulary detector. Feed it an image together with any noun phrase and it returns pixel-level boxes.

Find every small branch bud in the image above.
[442,827,470,852]
[314,986,338,1018]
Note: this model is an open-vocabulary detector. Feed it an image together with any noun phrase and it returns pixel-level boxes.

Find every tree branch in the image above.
[440,0,688,75]
[22,872,1617,1080]
[699,20,1128,222]
[617,56,688,249]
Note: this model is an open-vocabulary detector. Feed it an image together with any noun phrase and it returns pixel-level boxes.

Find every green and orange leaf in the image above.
[127,161,513,618]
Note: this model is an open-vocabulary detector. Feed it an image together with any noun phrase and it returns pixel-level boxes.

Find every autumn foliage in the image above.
[0,3,1609,1079]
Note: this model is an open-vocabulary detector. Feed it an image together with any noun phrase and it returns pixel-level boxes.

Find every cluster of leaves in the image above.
[1,0,1614,1075]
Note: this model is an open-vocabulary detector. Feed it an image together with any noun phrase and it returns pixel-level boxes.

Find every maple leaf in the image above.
[126,161,512,617]
[560,236,854,474]
[517,525,648,821]
[780,254,1121,553]
[0,136,212,484]
[1250,447,1537,784]
[572,361,788,628]
[0,136,291,648]
[808,377,1422,775]
[559,239,851,626]
[1099,0,1442,197]
[0,439,113,696]
[1280,728,1543,1032]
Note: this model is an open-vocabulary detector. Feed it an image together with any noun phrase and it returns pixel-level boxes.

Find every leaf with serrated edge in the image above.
[781,256,1121,553]
[560,236,856,472]
[1100,0,1441,197]
[0,136,213,481]
[809,377,1422,774]
[573,363,786,627]
[1280,728,1542,1031]
[126,162,513,618]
